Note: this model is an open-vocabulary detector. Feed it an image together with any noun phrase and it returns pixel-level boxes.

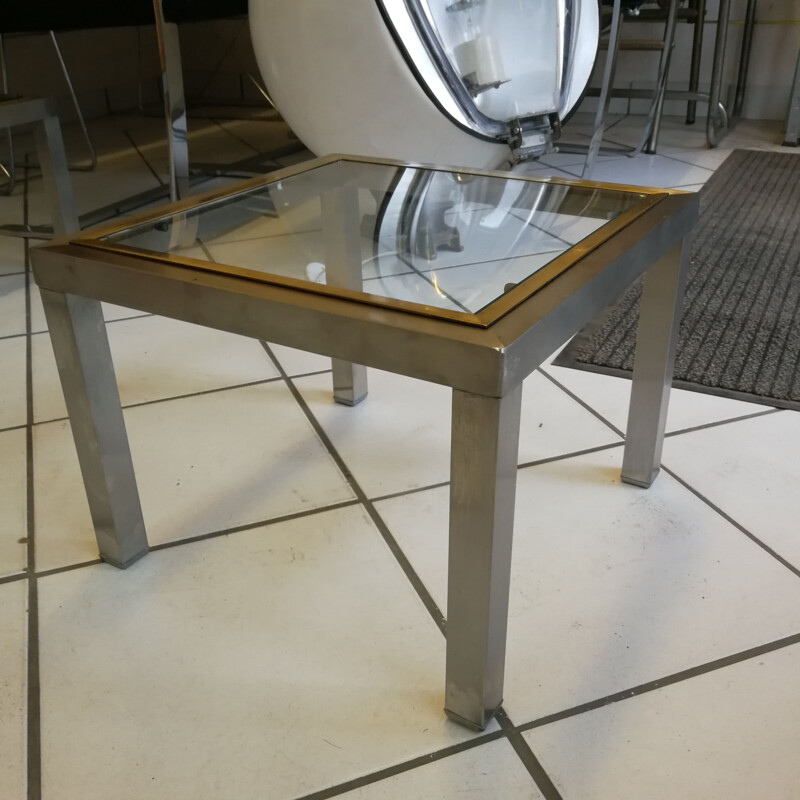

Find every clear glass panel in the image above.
[415,0,571,120]
[100,160,649,316]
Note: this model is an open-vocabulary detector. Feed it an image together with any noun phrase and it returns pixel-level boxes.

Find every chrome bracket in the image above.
[508,114,559,162]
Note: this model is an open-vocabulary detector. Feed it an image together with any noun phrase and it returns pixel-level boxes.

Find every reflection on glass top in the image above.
[99,160,649,316]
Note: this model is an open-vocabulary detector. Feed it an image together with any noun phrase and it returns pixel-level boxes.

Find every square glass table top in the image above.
[81,156,668,326]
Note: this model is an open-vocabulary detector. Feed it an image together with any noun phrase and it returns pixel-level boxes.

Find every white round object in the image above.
[249,0,598,170]
[250,0,507,168]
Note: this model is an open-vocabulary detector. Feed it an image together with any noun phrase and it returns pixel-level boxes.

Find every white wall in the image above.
[582,0,800,120]
[0,3,798,123]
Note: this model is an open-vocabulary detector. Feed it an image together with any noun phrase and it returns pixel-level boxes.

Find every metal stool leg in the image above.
[0,35,16,195]
[638,0,680,154]
[686,0,706,124]
[49,31,97,171]
[154,0,190,201]
[582,0,624,179]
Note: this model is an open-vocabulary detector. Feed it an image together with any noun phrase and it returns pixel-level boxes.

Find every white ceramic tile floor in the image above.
[30,314,279,423]
[540,364,766,434]
[375,449,800,723]
[337,738,545,799]
[293,368,621,499]
[0,336,27,430]
[33,382,355,572]
[0,230,25,277]
[2,110,799,800]
[37,506,491,800]
[662,411,800,569]
[0,273,26,338]
[523,643,800,800]
[0,428,27,578]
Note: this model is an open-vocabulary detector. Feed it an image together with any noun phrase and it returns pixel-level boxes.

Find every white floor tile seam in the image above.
[515,628,800,735]
[537,366,625,437]
[29,374,295,428]
[661,406,784,440]
[24,496,368,582]
[660,462,800,580]
[0,331,27,344]
[0,572,28,586]
[536,371,799,576]
[285,732,512,800]
[208,118,263,156]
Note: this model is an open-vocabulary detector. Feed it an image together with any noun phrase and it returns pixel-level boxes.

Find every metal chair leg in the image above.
[0,35,16,195]
[685,0,706,125]
[638,0,680,155]
[153,0,190,201]
[49,31,97,171]
[581,0,624,179]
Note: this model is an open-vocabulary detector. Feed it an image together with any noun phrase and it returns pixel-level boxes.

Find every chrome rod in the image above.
[49,30,97,171]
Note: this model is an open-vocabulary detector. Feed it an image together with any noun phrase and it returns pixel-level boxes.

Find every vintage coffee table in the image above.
[31,154,697,730]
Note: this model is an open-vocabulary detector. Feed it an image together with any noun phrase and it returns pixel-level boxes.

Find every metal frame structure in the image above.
[31,154,697,731]
[0,96,78,235]
[569,0,759,177]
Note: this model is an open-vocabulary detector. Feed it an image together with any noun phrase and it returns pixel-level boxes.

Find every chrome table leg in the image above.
[40,290,148,568]
[445,385,522,730]
[323,186,368,406]
[621,239,689,488]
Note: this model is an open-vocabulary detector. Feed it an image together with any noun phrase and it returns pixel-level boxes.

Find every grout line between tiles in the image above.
[663,406,783,437]
[35,560,103,580]
[370,441,627,506]
[370,480,452,504]
[541,364,786,438]
[33,500,368,582]
[537,366,626,437]
[27,312,157,341]
[147,498,362,556]
[0,423,28,435]
[517,630,800,735]
[290,730,505,800]
[662,465,800,580]
[23,161,42,800]
[495,709,564,800]
[262,344,566,798]
[517,440,625,471]
[0,571,28,585]
[0,331,28,343]
[31,374,298,427]
[259,341,448,635]
[123,129,165,186]
[209,118,261,155]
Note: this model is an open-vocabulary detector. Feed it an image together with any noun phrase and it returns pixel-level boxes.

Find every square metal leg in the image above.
[322,185,368,406]
[40,289,148,568]
[445,384,522,730]
[621,239,689,487]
